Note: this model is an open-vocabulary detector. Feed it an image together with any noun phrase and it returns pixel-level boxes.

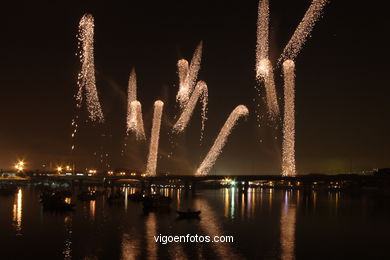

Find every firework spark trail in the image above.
[128,101,146,140]
[77,13,104,122]
[257,59,280,118]
[172,81,208,135]
[256,0,269,72]
[282,60,296,176]
[126,68,145,140]
[278,0,329,64]
[127,68,137,107]
[176,42,203,109]
[196,105,249,176]
[146,101,164,176]
[177,59,189,93]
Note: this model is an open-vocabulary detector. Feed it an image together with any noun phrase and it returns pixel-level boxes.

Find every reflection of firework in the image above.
[278,0,329,63]
[176,42,202,109]
[146,101,164,176]
[173,81,208,137]
[282,60,296,176]
[76,13,104,123]
[196,105,249,176]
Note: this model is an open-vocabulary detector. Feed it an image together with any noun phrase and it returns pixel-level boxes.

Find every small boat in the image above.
[176,209,201,219]
[40,192,74,211]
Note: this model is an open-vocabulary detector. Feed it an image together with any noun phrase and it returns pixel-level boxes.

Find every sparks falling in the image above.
[127,68,137,107]
[76,14,104,122]
[196,105,249,176]
[257,59,280,118]
[176,42,203,109]
[172,81,208,135]
[256,0,269,68]
[255,1,279,118]
[278,0,329,63]
[282,60,296,177]
[146,101,164,176]
[126,69,145,140]
[129,101,146,140]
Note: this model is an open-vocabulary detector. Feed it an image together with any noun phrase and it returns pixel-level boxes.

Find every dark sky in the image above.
[0,0,388,174]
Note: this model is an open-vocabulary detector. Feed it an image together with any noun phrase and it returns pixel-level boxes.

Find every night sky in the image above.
[0,0,388,174]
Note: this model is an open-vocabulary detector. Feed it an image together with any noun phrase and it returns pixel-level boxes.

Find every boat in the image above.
[176,209,201,219]
[40,191,74,211]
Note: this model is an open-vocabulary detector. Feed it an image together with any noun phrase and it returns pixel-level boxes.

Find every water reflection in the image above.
[145,213,157,260]
[224,188,229,217]
[280,191,296,260]
[121,233,140,260]
[169,243,188,260]
[12,188,22,234]
[124,187,128,211]
[194,197,241,259]
[63,216,72,260]
[90,200,96,221]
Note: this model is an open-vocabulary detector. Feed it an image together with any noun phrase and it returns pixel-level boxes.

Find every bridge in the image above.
[41,173,387,192]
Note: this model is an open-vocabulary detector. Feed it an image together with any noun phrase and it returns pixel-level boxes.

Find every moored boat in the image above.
[176,209,201,219]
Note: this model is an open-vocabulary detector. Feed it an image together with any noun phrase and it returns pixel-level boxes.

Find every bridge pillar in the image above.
[184,180,190,191]
[191,180,197,194]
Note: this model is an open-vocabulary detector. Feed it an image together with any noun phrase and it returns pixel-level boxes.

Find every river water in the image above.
[1,185,390,259]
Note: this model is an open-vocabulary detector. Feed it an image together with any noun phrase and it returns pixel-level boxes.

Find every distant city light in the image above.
[88,169,97,174]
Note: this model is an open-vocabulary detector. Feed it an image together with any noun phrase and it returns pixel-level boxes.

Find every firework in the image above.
[282,60,296,176]
[278,0,329,63]
[146,101,164,176]
[76,13,104,122]
[196,105,249,176]
[256,0,269,69]
[128,101,146,140]
[127,68,137,106]
[176,42,203,108]
[126,69,145,140]
[172,81,208,135]
[257,58,280,118]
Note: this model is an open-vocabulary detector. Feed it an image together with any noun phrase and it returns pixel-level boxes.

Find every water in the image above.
[2,186,390,259]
